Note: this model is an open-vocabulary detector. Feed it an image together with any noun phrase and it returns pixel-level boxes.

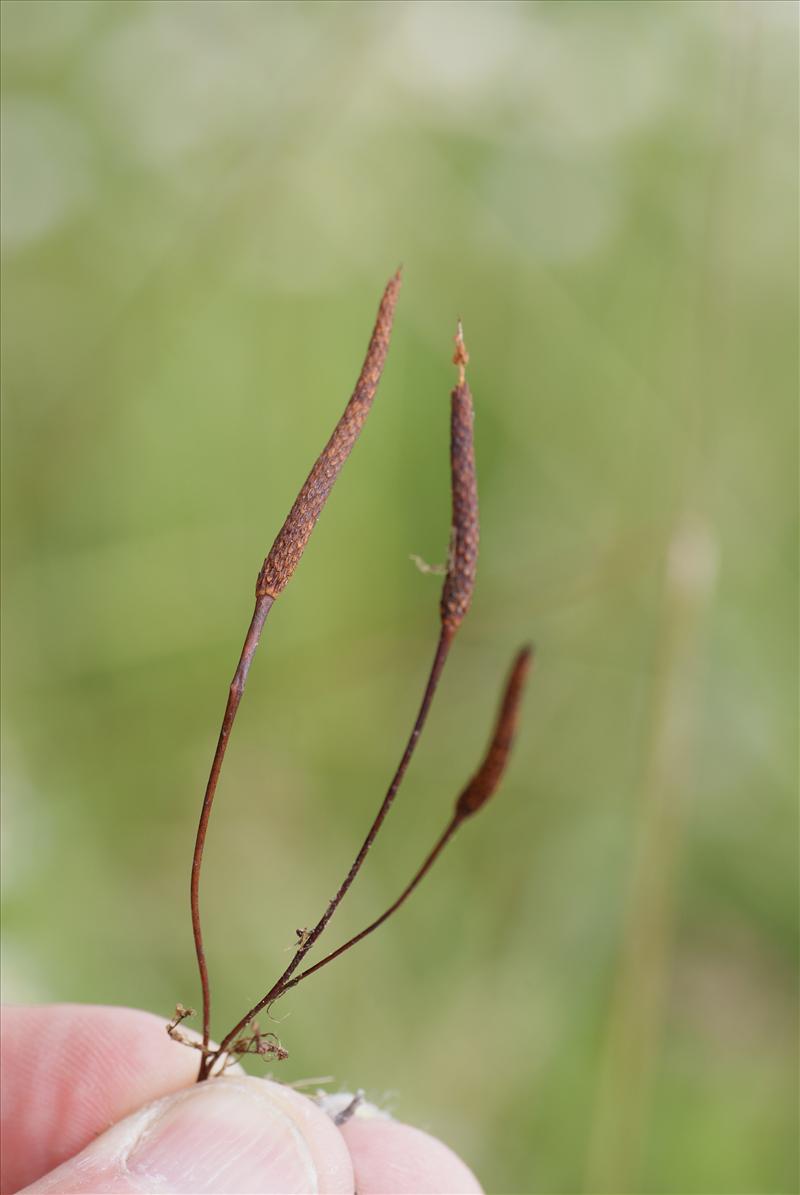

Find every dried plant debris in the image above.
[227,1023,289,1064]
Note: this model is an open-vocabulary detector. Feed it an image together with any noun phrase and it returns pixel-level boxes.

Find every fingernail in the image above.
[127,1077,320,1194]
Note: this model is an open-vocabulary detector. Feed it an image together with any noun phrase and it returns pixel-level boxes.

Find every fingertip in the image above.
[339,1116,483,1195]
[125,1076,354,1194]
[22,1076,354,1195]
[1,1003,205,1193]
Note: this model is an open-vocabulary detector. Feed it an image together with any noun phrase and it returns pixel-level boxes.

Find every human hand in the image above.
[0,1005,482,1194]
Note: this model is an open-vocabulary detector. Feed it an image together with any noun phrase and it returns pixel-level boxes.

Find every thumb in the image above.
[21,1076,355,1194]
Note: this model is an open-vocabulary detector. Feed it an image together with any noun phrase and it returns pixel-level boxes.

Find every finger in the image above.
[0,1003,220,1193]
[339,1116,483,1195]
[20,1076,354,1194]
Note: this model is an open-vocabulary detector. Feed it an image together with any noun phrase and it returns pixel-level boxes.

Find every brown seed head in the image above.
[440,322,479,634]
[455,645,533,819]
[257,269,402,599]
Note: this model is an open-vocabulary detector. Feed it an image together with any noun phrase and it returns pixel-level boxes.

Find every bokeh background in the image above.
[2,2,797,1192]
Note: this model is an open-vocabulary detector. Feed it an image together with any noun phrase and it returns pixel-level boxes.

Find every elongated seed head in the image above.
[440,322,479,633]
[257,269,402,599]
[455,645,533,819]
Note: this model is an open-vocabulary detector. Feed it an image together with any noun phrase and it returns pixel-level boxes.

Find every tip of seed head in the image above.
[453,320,469,385]
[508,644,535,690]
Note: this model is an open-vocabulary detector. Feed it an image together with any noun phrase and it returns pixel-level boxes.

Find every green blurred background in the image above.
[1,2,797,1192]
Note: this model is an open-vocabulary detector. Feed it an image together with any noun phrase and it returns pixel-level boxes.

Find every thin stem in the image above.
[211,625,454,1064]
[281,813,461,993]
[211,642,532,1072]
[212,323,481,1071]
[190,272,401,1082]
[191,593,273,1079]
[284,643,533,995]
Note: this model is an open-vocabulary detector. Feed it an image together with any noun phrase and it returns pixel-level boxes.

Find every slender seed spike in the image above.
[191,270,402,1079]
[455,645,533,819]
[257,268,402,599]
[441,322,478,633]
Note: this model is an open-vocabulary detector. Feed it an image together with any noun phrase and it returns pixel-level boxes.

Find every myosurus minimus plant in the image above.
[169,270,533,1082]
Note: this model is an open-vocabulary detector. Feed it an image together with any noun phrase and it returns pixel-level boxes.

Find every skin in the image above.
[0,1005,482,1195]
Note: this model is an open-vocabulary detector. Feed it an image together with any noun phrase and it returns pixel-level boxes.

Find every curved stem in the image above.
[191,593,273,1080]
[283,644,534,994]
[281,813,461,993]
[211,626,453,1065]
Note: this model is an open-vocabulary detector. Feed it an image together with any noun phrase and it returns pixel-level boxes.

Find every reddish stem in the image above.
[210,625,453,1065]
[281,813,461,992]
[190,273,401,1081]
[191,593,273,1078]
[282,645,533,995]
